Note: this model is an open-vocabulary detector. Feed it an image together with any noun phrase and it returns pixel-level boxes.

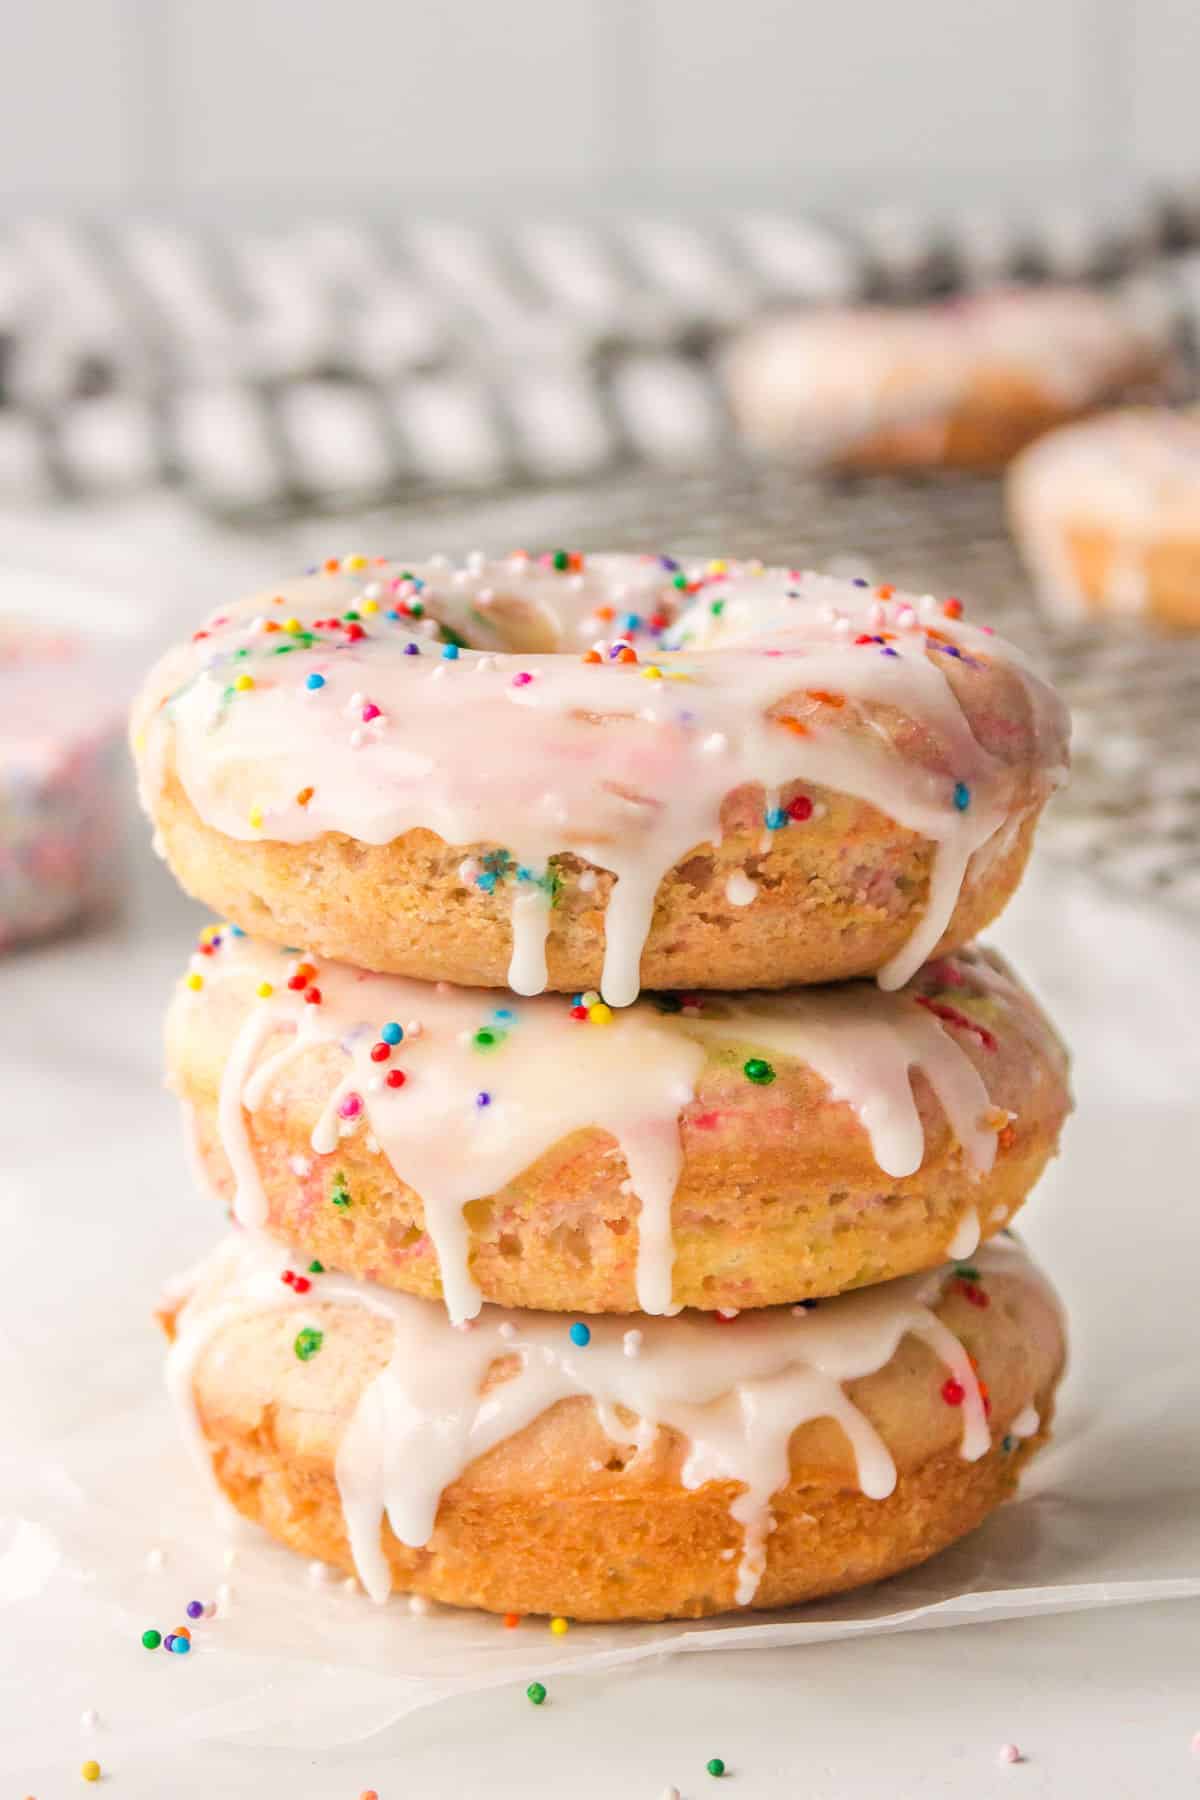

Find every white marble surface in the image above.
[2,501,1199,1794]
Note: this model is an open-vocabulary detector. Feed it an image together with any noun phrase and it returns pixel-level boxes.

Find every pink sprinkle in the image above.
[512,671,533,687]
[998,1744,1023,1765]
[338,1093,363,1120]
[361,702,381,722]
[1192,1732,1200,1757]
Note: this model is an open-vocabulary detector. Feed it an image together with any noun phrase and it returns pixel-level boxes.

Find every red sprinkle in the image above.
[786,794,814,823]
[915,994,997,1052]
[943,597,964,619]
[503,1613,522,1630]
[344,623,366,642]
[386,1069,407,1089]
[361,702,381,722]
[958,1280,990,1309]
[303,986,322,1005]
[291,1275,312,1294]
[941,1378,966,1406]
[281,1270,296,1286]
[287,974,307,991]
[569,1004,589,1020]
[370,1042,391,1062]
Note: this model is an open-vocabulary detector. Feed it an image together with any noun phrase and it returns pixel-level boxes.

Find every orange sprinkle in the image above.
[774,715,809,737]
[616,646,638,664]
[293,961,317,981]
[806,689,844,708]
[582,650,602,664]
[174,1626,191,1642]
[943,597,963,619]
[271,593,287,605]
[295,785,314,808]
[503,1612,522,1629]
[323,557,341,573]
[568,552,585,572]
[924,627,949,643]
[998,1124,1016,1152]
[876,583,895,598]
[594,605,615,622]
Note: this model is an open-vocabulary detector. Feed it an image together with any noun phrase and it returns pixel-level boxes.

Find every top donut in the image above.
[132,552,1069,1004]
[725,287,1166,471]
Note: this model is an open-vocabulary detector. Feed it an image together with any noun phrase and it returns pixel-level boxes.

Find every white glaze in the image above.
[166,1231,1054,1606]
[1009,408,1200,620]
[137,555,1067,1007]
[182,934,1034,1323]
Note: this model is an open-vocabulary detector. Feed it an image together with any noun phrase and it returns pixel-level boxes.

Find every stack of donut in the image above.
[133,551,1073,1622]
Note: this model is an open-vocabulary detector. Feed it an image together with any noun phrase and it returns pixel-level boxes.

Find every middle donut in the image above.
[169,929,1070,1323]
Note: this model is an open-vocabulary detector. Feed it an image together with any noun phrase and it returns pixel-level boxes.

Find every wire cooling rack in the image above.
[339,459,1200,918]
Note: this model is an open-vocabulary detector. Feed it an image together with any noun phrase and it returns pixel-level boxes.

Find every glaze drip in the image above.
[166,1232,1050,1606]
[182,934,1026,1323]
[136,556,1068,1006]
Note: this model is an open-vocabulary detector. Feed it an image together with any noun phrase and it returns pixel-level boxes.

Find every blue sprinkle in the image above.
[493,1007,514,1021]
[305,672,326,690]
[569,1322,591,1347]
[442,643,460,660]
[476,872,498,895]
[386,608,400,621]
[380,1021,403,1045]
[230,924,246,938]
[1001,1434,1016,1453]
[621,612,641,633]
[953,782,971,812]
[764,806,788,830]
[476,1091,491,1108]
[516,866,535,883]
[172,1636,191,1655]
[403,642,420,656]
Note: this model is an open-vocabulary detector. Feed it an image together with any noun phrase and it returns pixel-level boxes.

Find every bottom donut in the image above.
[160,1232,1066,1622]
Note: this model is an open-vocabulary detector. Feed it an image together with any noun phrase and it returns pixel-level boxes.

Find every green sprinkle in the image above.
[707,1759,726,1778]
[710,599,725,616]
[955,1264,980,1282]
[1001,1434,1016,1453]
[551,550,570,571]
[473,1027,507,1050]
[294,1327,324,1362]
[330,1169,352,1209]
[141,1628,162,1650]
[308,1259,324,1273]
[743,1057,775,1085]
[342,610,361,622]
[409,599,424,618]
[526,1681,547,1705]
[672,572,688,590]
[272,644,296,655]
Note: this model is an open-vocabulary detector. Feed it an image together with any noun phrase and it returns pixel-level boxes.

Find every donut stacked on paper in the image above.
[136,552,1073,1622]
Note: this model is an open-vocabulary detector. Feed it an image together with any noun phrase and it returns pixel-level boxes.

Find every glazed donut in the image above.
[1,620,123,950]
[133,556,1068,1006]
[1008,407,1200,629]
[161,1231,1065,1621]
[168,928,1070,1323]
[725,287,1165,472]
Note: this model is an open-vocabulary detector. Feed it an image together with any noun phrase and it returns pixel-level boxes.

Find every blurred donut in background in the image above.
[724,286,1168,473]
[1008,406,1200,629]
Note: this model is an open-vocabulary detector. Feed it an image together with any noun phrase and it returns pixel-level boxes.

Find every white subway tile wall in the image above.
[5,0,1198,212]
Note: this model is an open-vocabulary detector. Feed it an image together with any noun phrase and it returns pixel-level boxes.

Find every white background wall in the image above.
[4,0,1198,215]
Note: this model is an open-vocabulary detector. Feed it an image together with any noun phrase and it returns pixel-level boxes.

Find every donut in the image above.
[1008,407,1200,628]
[168,927,1070,1323]
[132,556,1068,1006]
[161,1230,1065,1621]
[724,287,1165,472]
[1,620,124,951]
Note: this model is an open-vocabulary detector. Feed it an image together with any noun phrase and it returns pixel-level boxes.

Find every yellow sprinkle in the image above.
[587,1003,613,1025]
[663,669,693,682]
[344,553,368,571]
[641,665,663,681]
[82,1762,101,1784]
[707,558,727,574]
[283,617,302,633]
[549,1616,569,1636]
[234,674,255,692]
[199,923,221,942]
[256,981,274,999]
[361,598,379,614]
[185,972,204,992]
[133,728,146,753]
[249,805,263,830]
